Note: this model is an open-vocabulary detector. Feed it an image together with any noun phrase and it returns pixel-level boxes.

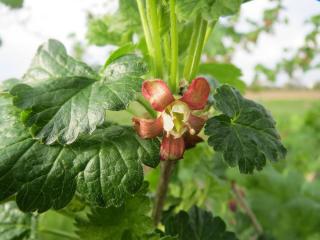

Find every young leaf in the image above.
[11,39,147,145]
[86,0,140,47]
[205,85,287,174]
[0,0,23,8]
[76,188,153,240]
[205,0,242,21]
[163,205,238,240]
[0,202,32,239]
[176,0,243,22]
[103,44,136,68]
[198,63,246,92]
[0,78,20,92]
[0,94,160,212]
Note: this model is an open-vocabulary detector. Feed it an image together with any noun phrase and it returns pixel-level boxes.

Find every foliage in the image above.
[230,167,320,240]
[0,1,294,240]
[205,85,286,173]
[11,39,147,145]
[0,202,33,239]
[162,205,238,240]
[0,51,160,212]
[76,185,154,240]
[199,63,246,92]
[0,0,23,8]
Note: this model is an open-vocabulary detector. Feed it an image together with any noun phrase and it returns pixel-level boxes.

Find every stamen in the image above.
[189,128,196,135]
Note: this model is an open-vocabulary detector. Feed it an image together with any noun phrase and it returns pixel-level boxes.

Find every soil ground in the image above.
[246,90,320,100]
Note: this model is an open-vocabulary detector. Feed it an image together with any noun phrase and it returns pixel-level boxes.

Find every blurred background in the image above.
[1,0,320,88]
[1,0,320,239]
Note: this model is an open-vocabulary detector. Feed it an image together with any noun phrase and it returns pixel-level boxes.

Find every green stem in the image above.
[30,214,38,240]
[149,0,164,78]
[163,33,171,79]
[39,229,79,240]
[137,95,157,118]
[183,15,201,82]
[136,0,155,73]
[189,19,208,81]
[169,0,179,93]
[204,21,216,47]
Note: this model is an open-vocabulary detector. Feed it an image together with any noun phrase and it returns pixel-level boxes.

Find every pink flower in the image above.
[133,77,210,160]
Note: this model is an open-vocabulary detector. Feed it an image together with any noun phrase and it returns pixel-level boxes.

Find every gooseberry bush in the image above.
[0,0,287,239]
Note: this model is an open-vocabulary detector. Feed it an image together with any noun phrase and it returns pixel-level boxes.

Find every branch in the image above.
[231,182,263,235]
[152,160,177,226]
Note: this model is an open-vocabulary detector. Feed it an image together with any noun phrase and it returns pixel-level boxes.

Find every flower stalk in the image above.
[152,160,177,225]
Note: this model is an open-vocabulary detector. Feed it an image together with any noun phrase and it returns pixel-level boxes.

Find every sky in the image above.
[0,0,319,87]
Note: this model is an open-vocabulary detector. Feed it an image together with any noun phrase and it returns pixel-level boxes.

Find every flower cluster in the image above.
[133,77,210,160]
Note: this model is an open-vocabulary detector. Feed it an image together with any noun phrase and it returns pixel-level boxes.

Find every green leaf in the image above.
[0,78,20,92]
[199,63,246,93]
[0,0,23,8]
[86,0,140,47]
[206,0,242,21]
[76,188,153,240]
[0,202,32,240]
[163,205,238,240]
[205,85,286,174]
[176,0,242,22]
[87,15,129,46]
[0,94,160,212]
[103,44,136,69]
[11,39,147,145]
[23,39,98,87]
[231,167,320,239]
[102,54,147,81]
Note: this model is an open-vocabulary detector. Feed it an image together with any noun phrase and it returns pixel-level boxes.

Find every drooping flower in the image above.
[133,77,210,160]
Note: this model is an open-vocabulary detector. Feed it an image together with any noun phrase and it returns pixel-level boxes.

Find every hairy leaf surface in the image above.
[164,205,237,240]
[11,39,147,144]
[0,94,160,212]
[205,85,286,174]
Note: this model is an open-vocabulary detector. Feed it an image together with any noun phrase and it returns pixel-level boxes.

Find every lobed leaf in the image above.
[23,39,98,86]
[0,94,160,212]
[163,205,238,240]
[199,63,246,93]
[205,85,287,174]
[176,0,243,22]
[11,39,147,145]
